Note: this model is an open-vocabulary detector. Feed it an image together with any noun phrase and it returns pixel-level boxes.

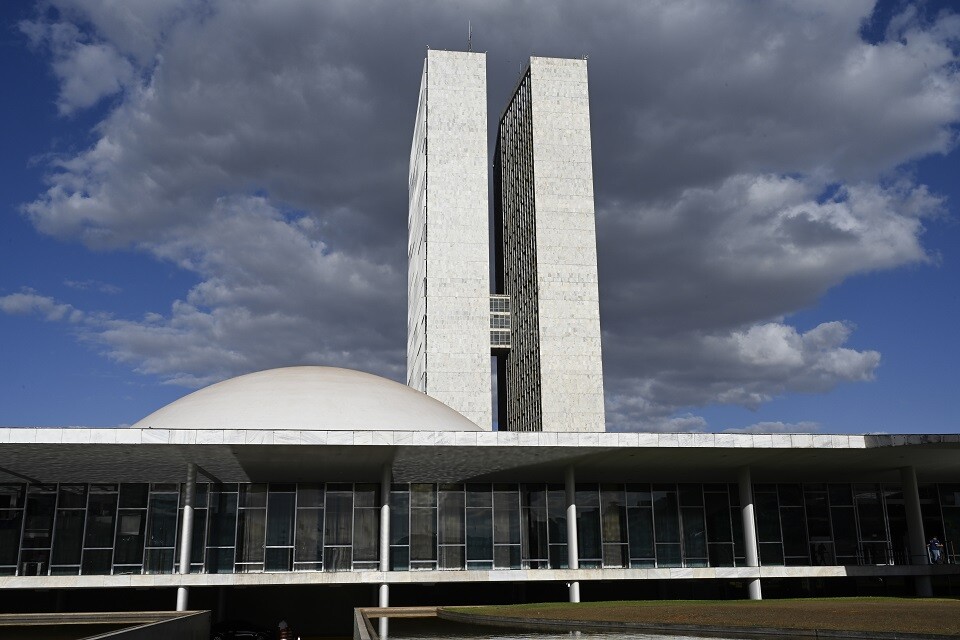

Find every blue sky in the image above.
[1,1,959,433]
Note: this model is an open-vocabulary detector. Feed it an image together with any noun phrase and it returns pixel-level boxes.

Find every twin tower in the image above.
[407,50,605,433]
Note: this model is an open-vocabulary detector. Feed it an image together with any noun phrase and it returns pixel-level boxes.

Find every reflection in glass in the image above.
[267,494,295,546]
[84,494,117,549]
[51,510,84,565]
[295,509,323,563]
[236,509,266,563]
[146,494,178,548]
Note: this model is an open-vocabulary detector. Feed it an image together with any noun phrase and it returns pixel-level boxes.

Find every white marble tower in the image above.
[409,52,605,432]
[493,57,606,433]
[407,49,492,430]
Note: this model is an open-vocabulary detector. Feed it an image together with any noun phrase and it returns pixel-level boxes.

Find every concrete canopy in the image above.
[130,366,482,432]
[0,430,958,484]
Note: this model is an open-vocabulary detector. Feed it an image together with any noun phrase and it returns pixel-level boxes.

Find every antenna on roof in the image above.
[467,21,472,52]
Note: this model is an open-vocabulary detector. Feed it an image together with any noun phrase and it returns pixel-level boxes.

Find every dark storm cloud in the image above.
[9,0,960,428]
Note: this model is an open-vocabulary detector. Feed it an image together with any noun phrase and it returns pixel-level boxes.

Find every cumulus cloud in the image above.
[10,1,960,430]
[604,321,880,431]
[20,20,135,114]
[0,290,83,323]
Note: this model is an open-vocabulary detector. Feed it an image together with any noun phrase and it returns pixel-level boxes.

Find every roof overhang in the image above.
[0,429,957,484]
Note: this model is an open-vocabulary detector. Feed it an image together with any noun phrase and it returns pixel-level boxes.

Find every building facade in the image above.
[494,57,605,433]
[409,51,605,433]
[407,49,493,430]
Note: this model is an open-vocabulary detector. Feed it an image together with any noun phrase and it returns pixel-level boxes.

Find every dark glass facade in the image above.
[1,481,957,576]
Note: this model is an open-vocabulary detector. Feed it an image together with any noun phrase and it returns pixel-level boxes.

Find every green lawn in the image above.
[444,598,960,637]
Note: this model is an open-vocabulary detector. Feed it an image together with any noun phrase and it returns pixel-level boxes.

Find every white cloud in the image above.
[0,290,82,323]
[723,421,820,434]
[12,1,960,428]
[20,20,135,114]
[64,279,122,294]
[604,321,879,431]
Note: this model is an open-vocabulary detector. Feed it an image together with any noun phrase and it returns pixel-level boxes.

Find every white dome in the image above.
[132,366,482,431]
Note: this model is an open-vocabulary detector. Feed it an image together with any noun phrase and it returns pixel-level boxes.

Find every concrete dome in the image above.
[131,366,482,431]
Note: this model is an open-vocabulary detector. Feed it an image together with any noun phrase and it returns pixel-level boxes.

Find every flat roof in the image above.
[1,429,958,484]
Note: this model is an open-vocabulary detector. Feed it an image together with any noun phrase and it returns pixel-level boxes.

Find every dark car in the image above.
[210,620,275,640]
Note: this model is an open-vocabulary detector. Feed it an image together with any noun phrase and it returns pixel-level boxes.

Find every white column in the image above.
[901,466,933,597]
[379,463,392,639]
[738,466,762,600]
[176,462,197,611]
[565,466,580,603]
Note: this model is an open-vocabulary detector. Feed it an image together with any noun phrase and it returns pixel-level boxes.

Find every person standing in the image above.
[928,537,943,564]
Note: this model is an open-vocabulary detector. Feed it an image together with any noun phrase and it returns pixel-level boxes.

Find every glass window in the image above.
[19,549,50,575]
[682,507,707,560]
[546,489,567,544]
[114,510,145,565]
[656,543,681,567]
[576,503,601,562]
[466,509,493,561]
[353,509,379,562]
[324,546,351,571]
[84,493,117,549]
[778,484,803,507]
[58,484,87,509]
[236,509,266,564]
[411,484,436,508]
[390,547,409,571]
[439,544,464,569]
[755,492,781,542]
[855,484,886,541]
[626,484,651,508]
[240,484,267,508]
[628,508,654,560]
[119,484,148,509]
[297,484,324,508]
[81,549,112,575]
[678,484,703,507]
[653,489,679,543]
[266,494,295,547]
[0,484,25,509]
[466,484,492,508]
[781,507,808,558]
[22,493,56,549]
[324,493,353,547]
[493,492,520,545]
[829,484,853,506]
[390,492,410,546]
[939,484,960,507]
[295,509,323,563]
[144,548,174,574]
[205,547,234,574]
[494,545,520,570]
[190,510,206,564]
[354,484,378,508]
[208,492,238,547]
[831,506,858,558]
[708,543,734,567]
[265,547,292,571]
[704,492,732,543]
[541,542,563,569]
[410,508,437,561]
[0,511,23,565]
[438,491,465,545]
[759,542,784,566]
[601,487,627,545]
[146,494,178,548]
[51,510,84,565]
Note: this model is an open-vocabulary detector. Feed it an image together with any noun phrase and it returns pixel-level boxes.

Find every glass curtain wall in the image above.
[0,481,956,576]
